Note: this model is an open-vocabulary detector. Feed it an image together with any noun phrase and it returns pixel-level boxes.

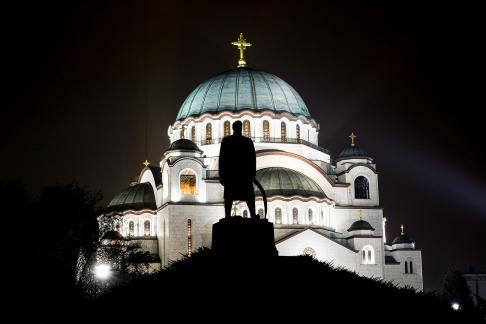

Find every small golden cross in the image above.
[232,203,238,216]
[349,132,357,147]
[400,224,404,235]
[231,33,252,68]
[143,159,150,167]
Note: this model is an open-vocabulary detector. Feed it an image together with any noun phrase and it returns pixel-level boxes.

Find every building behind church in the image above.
[101,35,423,290]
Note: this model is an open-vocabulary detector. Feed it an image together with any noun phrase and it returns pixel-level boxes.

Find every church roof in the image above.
[108,182,156,212]
[337,146,369,160]
[176,68,310,121]
[167,139,202,152]
[347,219,375,232]
[391,233,415,245]
[254,167,326,198]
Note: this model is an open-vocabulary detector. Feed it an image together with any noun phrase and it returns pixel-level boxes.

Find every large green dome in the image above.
[176,68,310,121]
[254,167,325,198]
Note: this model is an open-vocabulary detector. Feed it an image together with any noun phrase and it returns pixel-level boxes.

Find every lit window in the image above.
[180,125,185,139]
[292,207,298,224]
[275,208,282,224]
[224,121,231,137]
[281,122,287,142]
[361,245,375,264]
[128,221,134,236]
[355,176,370,199]
[263,120,270,141]
[296,124,301,143]
[144,220,150,236]
[180,169,197,195]
[258,208,264,219]
[243,120,251,138]
[205,123,212,144]
[191,126,196,143]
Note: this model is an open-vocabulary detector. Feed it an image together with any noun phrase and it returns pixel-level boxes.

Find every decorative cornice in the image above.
[172,109,319,130]
[256,150,349,189]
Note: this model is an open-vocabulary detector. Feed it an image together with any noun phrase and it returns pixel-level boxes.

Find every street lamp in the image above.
[451,302,460,311]
[94,264,111,280]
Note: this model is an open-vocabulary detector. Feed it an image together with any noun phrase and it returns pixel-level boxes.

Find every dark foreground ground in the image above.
[73,249,481,323]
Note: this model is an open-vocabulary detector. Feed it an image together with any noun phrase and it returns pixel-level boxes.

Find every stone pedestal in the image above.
[212,216,278,258]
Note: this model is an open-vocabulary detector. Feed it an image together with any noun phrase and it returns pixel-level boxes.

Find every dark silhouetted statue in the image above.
[219,120,257,219]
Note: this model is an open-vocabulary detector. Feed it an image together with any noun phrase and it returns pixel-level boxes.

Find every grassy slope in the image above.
[84,249,479,323]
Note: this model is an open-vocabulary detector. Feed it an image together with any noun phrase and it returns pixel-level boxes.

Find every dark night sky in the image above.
[3,1,486,291]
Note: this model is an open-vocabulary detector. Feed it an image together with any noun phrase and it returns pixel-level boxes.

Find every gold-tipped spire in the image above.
[232,203,238,216]
[349,132,357,147]
[231,33,252,68]
[400,224,404,235]
[143,159,150,167]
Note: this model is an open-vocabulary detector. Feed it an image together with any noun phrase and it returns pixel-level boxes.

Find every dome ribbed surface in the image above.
[254,167,325,198]
[108,183,156,211]
[176,68,310,120]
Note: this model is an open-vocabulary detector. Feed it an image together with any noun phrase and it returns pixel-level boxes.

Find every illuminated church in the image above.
[103,34,423,290]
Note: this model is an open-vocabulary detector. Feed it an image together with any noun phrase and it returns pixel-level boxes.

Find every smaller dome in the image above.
[101,230,125,241]
[254,167,326,198]
[338,146,369,159]
[391,233,415,245]
[108,182,156,212]
[347,220,375,232]
[167,139,202,152]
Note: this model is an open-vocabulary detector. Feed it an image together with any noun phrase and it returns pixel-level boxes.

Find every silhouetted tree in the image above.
[443,268,475,312]
[30,183,102,321]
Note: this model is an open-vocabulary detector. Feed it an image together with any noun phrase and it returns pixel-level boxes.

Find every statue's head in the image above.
[232,121,243,135]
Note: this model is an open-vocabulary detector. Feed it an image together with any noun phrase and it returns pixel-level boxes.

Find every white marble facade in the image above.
[103,67,423,291]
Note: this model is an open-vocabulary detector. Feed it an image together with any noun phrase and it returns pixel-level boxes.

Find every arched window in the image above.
[263,120,270,141]
[128,221,134,236]
[205,123,212,144]
[308,209,313,224]
[296,124,301,143]
[191,125,196,143]
[409,261,413,274]
[243,120,251,138]
[355,176,370,199]
[224,121,231,137]
[275,208,282,224]
[258,208,264,219]
[405,262,408,274]
[243,210,248,218]
[281,122,287,142]
[180,169,197,195]
[361,245,375,264]
[180,125,185,139]
[144,220,150,236]
[292,207,299,224]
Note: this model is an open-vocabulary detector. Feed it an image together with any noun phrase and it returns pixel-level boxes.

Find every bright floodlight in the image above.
[94,264,111,280]
[451,302,460,311]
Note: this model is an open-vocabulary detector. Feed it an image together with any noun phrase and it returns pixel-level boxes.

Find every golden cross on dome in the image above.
[143,159,150,167]
[400,224,405,235]
[231,33,252,68]
[232,203,238,216]
[349,132,357,147]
